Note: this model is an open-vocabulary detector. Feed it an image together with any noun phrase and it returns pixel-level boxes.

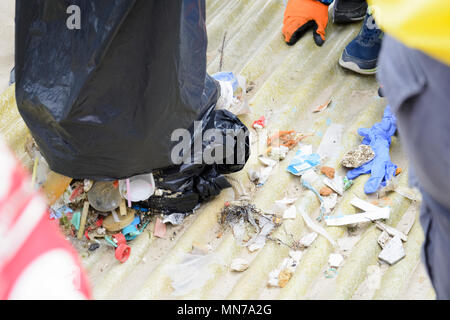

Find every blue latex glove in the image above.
[347,105,397,194]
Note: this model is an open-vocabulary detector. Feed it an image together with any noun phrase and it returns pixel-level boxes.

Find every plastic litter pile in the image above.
[227,105,419,288]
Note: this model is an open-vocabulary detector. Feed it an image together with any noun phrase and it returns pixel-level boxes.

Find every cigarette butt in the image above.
[77,201,90,240]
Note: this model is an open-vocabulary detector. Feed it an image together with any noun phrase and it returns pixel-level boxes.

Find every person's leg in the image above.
[333,0,367,24]
[378,35,450,299]
[339,10,383,75]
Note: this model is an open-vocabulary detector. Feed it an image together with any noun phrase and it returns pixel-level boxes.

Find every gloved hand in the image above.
[347,105,397,194]
[282,0,330,46]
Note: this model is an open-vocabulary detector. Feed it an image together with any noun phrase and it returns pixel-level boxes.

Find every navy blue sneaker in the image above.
[339,13,383,75]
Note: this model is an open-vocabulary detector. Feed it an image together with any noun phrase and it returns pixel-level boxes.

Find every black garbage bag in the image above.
[15,0,219,180]
[142,107,250,213]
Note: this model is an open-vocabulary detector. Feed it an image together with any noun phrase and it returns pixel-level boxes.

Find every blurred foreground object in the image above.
[0,137,91,299]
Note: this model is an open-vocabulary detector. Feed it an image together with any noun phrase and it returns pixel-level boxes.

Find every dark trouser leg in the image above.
[378,35,450,300]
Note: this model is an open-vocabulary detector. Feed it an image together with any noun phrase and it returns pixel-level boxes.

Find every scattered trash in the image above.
[154,217,167,238]
[316,124,343,161]
[378,235,405,265]
[350,196,386,213]
[83,179,93,192]
[267,130,309,155]
[274,197,297,220]
[247,217,275,252]
[77,201,90,240]
[71,210,81,230]
[122,215,142,241]
[346,106,397,194]
[102,210,135,232]
[115,243,131,263]
[230,258,249,272]
[286,145,320,176]
[377,231,391,248]
[221,201,277,252]
[320,186,333,196]
[341,144,375,168]
[396,207,416,235]
[282,205,297,220]
[278,269,292,288]
[88,242,100,252]
[323,174,344,195]
[299,232,318,248]
[324,267,338,279]
[328,253,344,268]
[320,193,338,216]
[300,209,337,248]
[325,209,390,226]
[119,173,155,202]
[212,71,250,115]
[163,213,187,225]
[248,156,278,185]
[312,99,332,113]
[268,250,302,288]
[320,166,335,179]
[87,181,122,212]
[252,116,266,129]
[343,176,353,191]
[375,221,407,242]
[268,145,290,161]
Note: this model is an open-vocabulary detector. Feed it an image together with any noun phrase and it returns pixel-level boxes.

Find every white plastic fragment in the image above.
[396,207,416,235]
[328,253,344,268]
[299,232,318,247]
[375,221,407,242]
[323,175,344,195]
[378,235,405,265]
[247,217,274,252]
[320,193,338,215]
[300,209,337,248]
[268,145,290,161]
[83,179,93,192]
[350,196,383,212]
[163,213,186,225]
[316,124,344,161]
[258,156,278,167]
[377,231,391,248]
[111,210,120,223]
[267,250,302,287]
[325,208,390,226]
[283,205,297,219]
[230,258,249,272]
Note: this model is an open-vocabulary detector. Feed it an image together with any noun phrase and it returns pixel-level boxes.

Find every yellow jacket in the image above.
[369,0,450,65]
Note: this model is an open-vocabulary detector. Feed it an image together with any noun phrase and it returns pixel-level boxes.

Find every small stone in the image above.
[320,166,335,179]
[320,186,333,196]
[341,145,375,168]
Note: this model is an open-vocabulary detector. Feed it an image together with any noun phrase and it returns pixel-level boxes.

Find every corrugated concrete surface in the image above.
[0,0,436,299]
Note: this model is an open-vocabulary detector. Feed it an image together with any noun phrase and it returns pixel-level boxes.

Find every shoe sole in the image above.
[333,13,366,24]
[339,56,377,75]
